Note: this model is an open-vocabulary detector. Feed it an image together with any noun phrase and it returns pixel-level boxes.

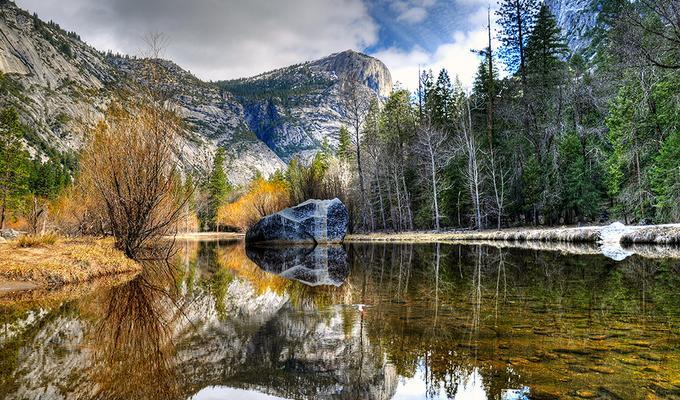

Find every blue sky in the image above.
[367,0,485,53]
[16,0,496,89]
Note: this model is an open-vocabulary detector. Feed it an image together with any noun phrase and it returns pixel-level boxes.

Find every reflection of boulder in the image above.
[246,244,349,286]
[245,199,349,244]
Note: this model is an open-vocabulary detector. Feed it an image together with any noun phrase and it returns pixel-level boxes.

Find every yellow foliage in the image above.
[49,184,103,235]
[217,177,290,231]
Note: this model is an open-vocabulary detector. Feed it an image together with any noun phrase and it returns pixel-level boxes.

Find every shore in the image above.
[346,223,680,245]
[172,232,244,241]
[0,237,140,292]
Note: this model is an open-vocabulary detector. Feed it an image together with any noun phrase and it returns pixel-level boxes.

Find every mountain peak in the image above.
[313,49,392,97]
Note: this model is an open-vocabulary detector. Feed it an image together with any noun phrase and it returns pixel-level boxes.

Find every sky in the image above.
[16,0,500,90]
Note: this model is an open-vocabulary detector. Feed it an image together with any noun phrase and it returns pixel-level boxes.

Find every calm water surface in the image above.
[0,240,678,400]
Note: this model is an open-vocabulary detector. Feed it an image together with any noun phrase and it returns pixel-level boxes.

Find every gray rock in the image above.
[246,244,349,286]
[0,229,20,239]
[245,199,349,244]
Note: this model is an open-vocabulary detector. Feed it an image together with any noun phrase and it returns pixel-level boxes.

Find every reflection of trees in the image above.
[2,241,679,400]
[344,243,680,399]
[85,259,184,400]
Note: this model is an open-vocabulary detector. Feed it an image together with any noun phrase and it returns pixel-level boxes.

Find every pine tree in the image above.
[496,0,539,85]
[0,108,30,229]
[525,4,568,86]
[206,148,232,229]
[337,126,352,161]
[430,69,454,131]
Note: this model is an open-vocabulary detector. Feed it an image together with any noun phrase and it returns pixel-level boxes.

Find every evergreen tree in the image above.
[650,129,680,221]
[496,0,539,84]
[0,108,30,229]
[525,4,568,85]
[206,148,232,229]
[28,157,71,199]
[337,126,352,161]
[559,133,599,222]
[430,69,455,130]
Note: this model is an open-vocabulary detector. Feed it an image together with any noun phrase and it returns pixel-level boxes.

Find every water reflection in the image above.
[0,240,678,400]
[246,244,349,286]
[87,259,183,400]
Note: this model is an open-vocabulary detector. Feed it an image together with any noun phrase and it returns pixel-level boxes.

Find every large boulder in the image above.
[245,199,349,244]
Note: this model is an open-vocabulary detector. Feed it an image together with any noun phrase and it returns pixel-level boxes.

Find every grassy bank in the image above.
[620,225,680,245]
[0,237,140,289]
[346,224,680,245]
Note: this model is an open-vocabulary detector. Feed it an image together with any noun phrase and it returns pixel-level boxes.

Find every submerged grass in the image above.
[0,237,141,288]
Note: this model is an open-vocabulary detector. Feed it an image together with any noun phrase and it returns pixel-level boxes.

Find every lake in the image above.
[1,239,678,399]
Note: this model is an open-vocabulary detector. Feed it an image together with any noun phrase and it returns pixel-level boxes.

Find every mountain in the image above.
[220,50,392,162]
[545,0,600,52]
[0,1,392,184]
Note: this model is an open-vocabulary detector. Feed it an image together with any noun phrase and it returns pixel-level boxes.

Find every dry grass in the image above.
[16,233,59,247]
[0,237,141,288]
[620,225,680,245]
[347,226,602,243]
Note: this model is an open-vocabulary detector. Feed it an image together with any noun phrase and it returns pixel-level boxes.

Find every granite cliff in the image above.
[0,1,392,184]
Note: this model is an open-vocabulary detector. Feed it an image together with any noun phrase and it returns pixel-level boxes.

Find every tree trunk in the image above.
[429,147,440,231]
[0,191,6,230]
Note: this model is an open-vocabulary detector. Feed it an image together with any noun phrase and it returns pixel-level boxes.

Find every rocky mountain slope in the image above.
[0,1,391,184]
[220,50,392,162]
[546,0,600,52]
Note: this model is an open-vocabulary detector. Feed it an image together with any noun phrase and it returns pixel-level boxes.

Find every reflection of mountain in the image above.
[1,241,678,400]
[1,245,396,400]
[179,303,397,400]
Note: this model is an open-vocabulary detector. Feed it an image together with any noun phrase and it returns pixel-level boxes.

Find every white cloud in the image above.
[373,29,487,91]
[16,0,378,81]
[372,2,503,92]
[390,0,437,24]
[397,7,428,23]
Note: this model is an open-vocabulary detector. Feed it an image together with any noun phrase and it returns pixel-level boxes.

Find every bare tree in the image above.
[80,101,189,258]
[342,81,372,229]
[413,124,457,231]
[458,96,484,230]
[487,150,509,229]
[616,0,680,70]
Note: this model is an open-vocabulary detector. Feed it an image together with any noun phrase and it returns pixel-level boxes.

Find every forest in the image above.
[0,0,678,239]
[205,0,679,233]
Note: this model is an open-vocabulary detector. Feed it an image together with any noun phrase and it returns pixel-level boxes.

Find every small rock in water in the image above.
[246,198,349,244]
[589,365,615,374]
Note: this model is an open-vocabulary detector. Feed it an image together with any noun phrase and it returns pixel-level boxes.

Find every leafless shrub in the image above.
[79,101,189,258]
